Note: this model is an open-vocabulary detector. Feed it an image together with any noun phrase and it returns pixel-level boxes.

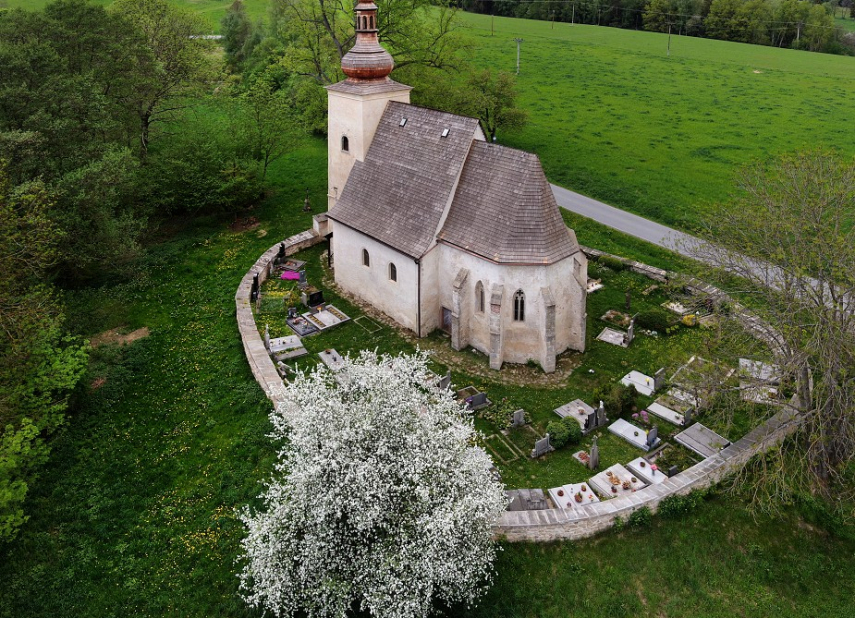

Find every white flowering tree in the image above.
[238,351,507,618]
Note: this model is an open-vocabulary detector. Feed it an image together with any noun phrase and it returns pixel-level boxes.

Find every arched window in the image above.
[361,15,367,30]
[362,249,370,267]
[476,281,484,313]
[370,15,375,29]
[389,262,397,282]
[341,135,349,152]
[513,289,525,322]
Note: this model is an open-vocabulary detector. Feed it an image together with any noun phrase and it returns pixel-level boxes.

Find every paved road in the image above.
[550,183,706,257]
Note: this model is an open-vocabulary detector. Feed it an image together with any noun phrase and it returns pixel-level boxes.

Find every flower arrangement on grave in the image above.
[557,489,564,497]
[574,492,583,503]
[622,480,631,490]
[581,485,587,492]
[639,461,646,468]
[611,486,618,494]
[631,477,637,484]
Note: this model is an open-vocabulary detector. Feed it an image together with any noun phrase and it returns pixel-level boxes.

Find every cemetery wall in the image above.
[494,406,800,541]
[494,249,799,542]
[236,229,325,408]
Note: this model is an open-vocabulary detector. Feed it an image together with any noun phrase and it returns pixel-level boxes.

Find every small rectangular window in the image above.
[441,128,449,138]
[399,118,407,127]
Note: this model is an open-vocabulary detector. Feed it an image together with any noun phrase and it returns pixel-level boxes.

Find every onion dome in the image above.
[341,0,394,81]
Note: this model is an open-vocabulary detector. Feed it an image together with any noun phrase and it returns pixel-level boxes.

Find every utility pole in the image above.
[572,3,575,24]
[551,10,555,29]
[491,6,494,36]
[667,23,672,57]
[514,38,523,75]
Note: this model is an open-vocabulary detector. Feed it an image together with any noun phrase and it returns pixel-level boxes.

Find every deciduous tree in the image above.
[689,151,855,520]
[238,351,506,618]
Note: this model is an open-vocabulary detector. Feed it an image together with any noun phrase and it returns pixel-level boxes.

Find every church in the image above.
[314,0,587,373]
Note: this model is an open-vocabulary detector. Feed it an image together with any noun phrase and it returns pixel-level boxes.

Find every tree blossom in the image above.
[238,351,507,618]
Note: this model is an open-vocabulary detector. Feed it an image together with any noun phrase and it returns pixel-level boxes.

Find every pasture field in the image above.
[458,13,855,229]
[1,0,270,31]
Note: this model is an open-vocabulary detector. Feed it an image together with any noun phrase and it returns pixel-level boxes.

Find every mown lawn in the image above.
[459,13,855,230]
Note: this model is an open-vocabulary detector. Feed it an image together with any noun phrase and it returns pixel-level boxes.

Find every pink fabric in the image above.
[281,271,300,280]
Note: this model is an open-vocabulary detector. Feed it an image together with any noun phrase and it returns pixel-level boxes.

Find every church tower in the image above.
[326,0,411,210]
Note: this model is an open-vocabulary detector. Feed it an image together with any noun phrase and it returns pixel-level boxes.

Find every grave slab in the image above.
[268,334,302,354]
[626,457,667,485]
[318,349,346,372]
[589,463,648,499]
[596,327,629,348]
[287,315,319,337]
[506,488,549,511]
[662,300,690,315]
[586,279,604,293]
[280,258,306,272]
[647,402,685,426]
[620,370,655,396]
[274,347,308,361]
[301,304,350,331]
[608,418,660,451]
[674,422,731,458]
[554,399,594,427]
[548,483,600,510]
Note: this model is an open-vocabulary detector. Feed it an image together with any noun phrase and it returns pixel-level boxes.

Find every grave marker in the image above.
[512,409,526,427]
[250,273,259,303]
[264,324,271,351]
[653,367,666,391]
[531,434,551,458]
[589,435,599,470]
[597,400,607,426]
[646,425,659,449]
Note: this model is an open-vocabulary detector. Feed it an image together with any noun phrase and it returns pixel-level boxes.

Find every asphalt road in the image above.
[550,183,706,257]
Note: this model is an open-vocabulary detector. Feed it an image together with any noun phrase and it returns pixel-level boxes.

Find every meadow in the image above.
[459,13,855,230]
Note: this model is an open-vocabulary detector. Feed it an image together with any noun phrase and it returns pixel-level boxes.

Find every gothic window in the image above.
[362,249,370,267]
[513,289,525,322]
[370,15,375,29]
[476,281,484,313]
[341,135,349,152]
[361,15,368,30]
[389,262,397,282]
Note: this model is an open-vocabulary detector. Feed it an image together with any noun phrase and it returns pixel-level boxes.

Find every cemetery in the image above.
[242,240,780,514]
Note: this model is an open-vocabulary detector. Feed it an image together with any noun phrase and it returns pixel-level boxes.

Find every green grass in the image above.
[2,0,271,32]
[836,16,855,33]
[459,13,855,230]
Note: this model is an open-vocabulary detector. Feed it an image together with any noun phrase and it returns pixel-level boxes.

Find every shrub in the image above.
[561,418,583,446]
[628,506,652,528]
[594,383,638,418]
[635,308,673,332]
[598,255,626,271]
[657,489,707,518]
[545,420,571,448]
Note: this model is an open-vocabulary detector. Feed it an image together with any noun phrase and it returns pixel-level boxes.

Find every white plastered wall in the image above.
[332,223,419,332]
[436,244,587,365]
[327,87,411,210]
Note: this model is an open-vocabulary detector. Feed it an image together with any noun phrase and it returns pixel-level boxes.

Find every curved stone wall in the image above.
[237,236,801,541]
[235,229,324,408]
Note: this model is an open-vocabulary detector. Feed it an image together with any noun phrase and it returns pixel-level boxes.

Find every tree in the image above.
[238,351,507,618]
[688,151,855,519]
[110,0,213,156]
[0,168,88,541]
[222,0,254,69]
[458,69,527,142]
[235,78,304,181]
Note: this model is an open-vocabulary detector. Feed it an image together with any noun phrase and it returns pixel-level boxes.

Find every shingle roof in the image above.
[438,141,579,264]
[327,102,479,259]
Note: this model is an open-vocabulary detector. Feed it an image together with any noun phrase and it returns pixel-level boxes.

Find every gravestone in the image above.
[583,411,595,432]
[531,434,551,458]
[298,269,307,289]
[653,367,666,391]
[512,408,526,427]
[668,465,679,477]
[438,371,452,391]
[302,289,325,308]
[467,392,488,409]
[626,318,635,345]
[596,400,607,427]
[277,242,286,260]
[264,324,271,352]
[683,407,693,426]
[250,273,259,303]
[646,425,659,449]
[288,306,298,319]
[589,435,600,470]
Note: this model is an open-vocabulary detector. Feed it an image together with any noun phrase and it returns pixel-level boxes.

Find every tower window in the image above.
[476,281,484,313]
[513,289,525,322]
[370,15,375,29]
[389,262,397,282]
[362,249,370,267]
[341,135,349,152]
